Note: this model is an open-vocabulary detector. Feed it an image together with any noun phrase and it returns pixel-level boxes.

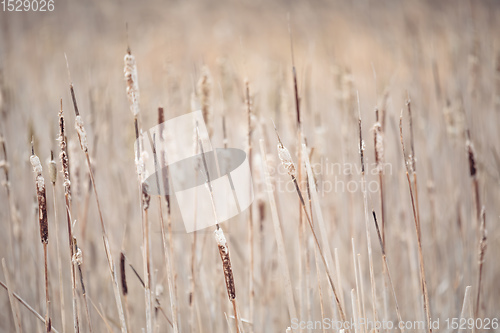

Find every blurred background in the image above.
[0,0,499,332]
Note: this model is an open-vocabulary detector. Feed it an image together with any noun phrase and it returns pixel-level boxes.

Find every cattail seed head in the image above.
[120,252,128,296]
[277,142,296,178]
[30,153,48,244]
[466,137,477,178]
[373,121,384,172]
[58,104,71,199]
[124,50,140,116]
[197,66,213,138]
[478,207,487,264]
[72,247,83,266]
[74,115,88,153]
[142,182,150,209]
[214,227,236,301]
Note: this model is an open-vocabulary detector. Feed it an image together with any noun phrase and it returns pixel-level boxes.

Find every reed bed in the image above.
[0,1,499,332]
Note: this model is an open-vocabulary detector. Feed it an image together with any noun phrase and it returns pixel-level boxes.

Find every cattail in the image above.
[197,66,212,138]
[124,49,140,116]
[58,107,71,200]
[30,152,48,244]
[373,120,384,172]
[30,144,51,332]
[272,124,346,323]
[75,116,88,153]
[58,100,80,333]
[277,140,296,178]
[466,136,477,178]
[120,252,128,296]
[71,246,83,266]
[142,182,150,209]
[214,228,236,301]
[68,67,127,333]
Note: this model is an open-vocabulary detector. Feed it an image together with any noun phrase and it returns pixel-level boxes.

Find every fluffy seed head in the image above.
[72,247,83,266]
[58,105,71,199]
[214,227,236,301]
[466,138,477,177]
[373,122,384,171]
[30,153,48,244]
[75,115,88,152]
[124,51,140,116]
[197,66,213,138]
[277,143,296,178]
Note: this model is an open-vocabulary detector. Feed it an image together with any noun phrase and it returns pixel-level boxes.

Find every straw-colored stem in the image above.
[84,151,127,333]
[59,103,80,333]
[51,183,66,333]
[475,207,487,318]
[372,211,404,333]
[245,79,255,326]
[458,286,473,333]
[158,197,179,333]
[43,242,51,332]
[357,98,379,328]
[357,254,367,333]
[300,142,347,324]
[69,75,127,333]
[400,113,432,333]
[260,139,298,327]
[0,278,61,333]
[2,258,22,333]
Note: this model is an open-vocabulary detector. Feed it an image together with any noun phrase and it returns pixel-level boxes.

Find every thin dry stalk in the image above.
[300,140,347,323]
[0,133,20,265]
[142,180,153,333]
[357,254,367,333]
[89,298,114,333]
[306,167,323,333]
[58,101,80,333]
[259,139,298,328]
[292,137,347,324]
[458,286,473,333]
[314,244,326,333]
[196,124,239,333]
[188,105,198,333]
[0,278,61,333]
[351,239,362,333]
[2,258,22,333]
[351,289,358,333]
[244,79,255,325]
[125,45,153,333]
[334,248,345,311]
[356,98,379,327]
[48,150,66,333]
[373,109,385,245]
[475,207,487,318]
[30,145,52,332]
[288,21,310,323]
[153,108,179,333]
[399,109,432,333]
[372,211,404,333]
[69,81,127,333]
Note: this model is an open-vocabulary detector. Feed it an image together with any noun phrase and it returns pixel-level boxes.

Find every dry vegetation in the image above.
[0,0,499,332]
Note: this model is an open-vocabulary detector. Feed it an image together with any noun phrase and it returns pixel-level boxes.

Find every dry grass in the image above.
[0,1,499,332]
